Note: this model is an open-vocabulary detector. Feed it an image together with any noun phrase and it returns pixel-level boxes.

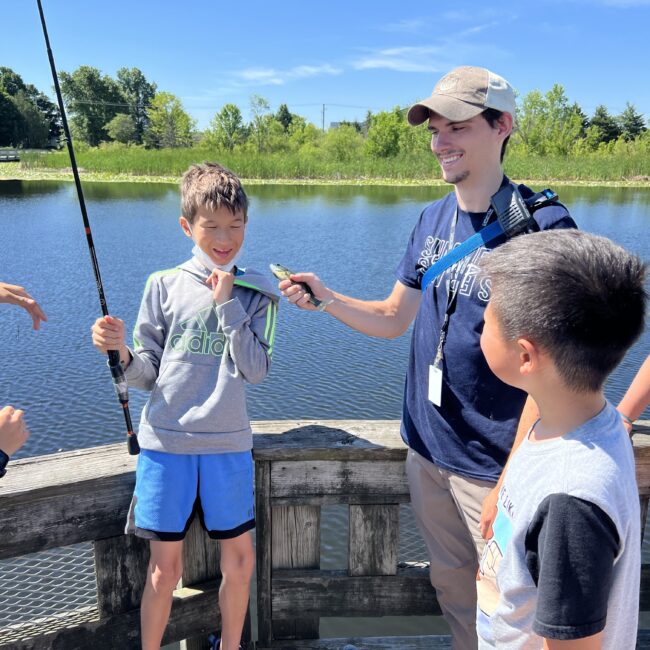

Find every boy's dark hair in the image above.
[481,229,647,392]
[482,108,509,162]
[181,162,248,223]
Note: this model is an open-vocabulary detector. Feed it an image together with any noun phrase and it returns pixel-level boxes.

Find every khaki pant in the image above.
[406,448,495,650]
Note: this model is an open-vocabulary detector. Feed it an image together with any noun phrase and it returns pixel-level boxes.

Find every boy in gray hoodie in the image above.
[91,162,278,650]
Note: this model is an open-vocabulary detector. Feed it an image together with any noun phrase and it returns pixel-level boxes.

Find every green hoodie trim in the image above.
[264,301,278,357]
[133,268,181,348]
[234,278,266,293]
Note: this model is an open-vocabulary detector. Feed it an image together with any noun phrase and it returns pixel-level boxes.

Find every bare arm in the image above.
[617,354,650,432]
[479,395,539,539]
[280,273,421,339]
[544,631,602,650]
[0,282,47,330]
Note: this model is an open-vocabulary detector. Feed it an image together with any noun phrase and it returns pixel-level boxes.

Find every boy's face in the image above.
[180,205,246,266]
[480,301,523,389]
[427,112,510,186]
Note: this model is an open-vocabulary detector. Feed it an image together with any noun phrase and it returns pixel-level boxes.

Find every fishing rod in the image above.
[36,0,140,455]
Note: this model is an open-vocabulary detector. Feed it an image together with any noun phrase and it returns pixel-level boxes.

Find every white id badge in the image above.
[428,365,443,406]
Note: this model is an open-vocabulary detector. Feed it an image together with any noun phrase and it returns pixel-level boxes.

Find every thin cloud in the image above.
[234,63,341,86]
[352,38,506,74]
[239,68,284,85]
[442,8,503,21]
[457,21,501,37]
[354,46,447,73]
[379,18,429,33]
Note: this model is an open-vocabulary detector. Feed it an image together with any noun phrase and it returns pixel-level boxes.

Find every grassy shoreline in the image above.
[1,162,649,188]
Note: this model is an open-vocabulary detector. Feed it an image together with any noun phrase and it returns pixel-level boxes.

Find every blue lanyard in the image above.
[421,205,498,292]
[431,204,494,368]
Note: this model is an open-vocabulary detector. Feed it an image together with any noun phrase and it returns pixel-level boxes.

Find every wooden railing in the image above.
[0,149,20,162]
[1,419,649,650]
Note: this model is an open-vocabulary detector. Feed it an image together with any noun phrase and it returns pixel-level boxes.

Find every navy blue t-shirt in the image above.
[396,180,577,481]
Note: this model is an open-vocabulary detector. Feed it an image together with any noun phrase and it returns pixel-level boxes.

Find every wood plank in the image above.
[272,506,321,640]
[0,473,134,559]
[265,635,452,649]
[270,461,409,500]
[93,534,149,617]
[270,494,412,507]
[349,505,399,576]
[271,568,440,618]
[256,461,273,648]
[2,422,648,499]
[0,579,221,650]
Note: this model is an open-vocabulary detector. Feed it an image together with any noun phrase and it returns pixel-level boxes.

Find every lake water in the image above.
[1,180,649,641]
[1,180,649,457]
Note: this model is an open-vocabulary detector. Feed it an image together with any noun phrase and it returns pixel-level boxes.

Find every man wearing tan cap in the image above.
[278,66,576,649]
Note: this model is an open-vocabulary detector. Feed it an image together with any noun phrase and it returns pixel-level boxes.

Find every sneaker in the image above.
[207,635,244,650]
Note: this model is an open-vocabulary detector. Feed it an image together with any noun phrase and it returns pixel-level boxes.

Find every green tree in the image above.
[25,85,61,144]
[515,85,582,155]
[266,118,292,152]
[0,67,26,96]
[59,66,125,145]
[275,103,293,132]
[0,90,25,146]
[116,67,156,144]
[143,91,195,148]
[11,90,50,147]
[323,123,364,161]
[590,105,622,143]
[206,103,245,150]
[287,118,322,152]
[0,68,60,145]
[365,107,404,157]
[249,95,271,152]
[105,113,138,144]
[570,102,589,138]
[618,102,646,141]
[339,120,363,133]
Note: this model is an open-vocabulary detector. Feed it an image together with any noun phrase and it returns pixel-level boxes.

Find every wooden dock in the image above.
[0,149,20,162]
[0,419,649,649]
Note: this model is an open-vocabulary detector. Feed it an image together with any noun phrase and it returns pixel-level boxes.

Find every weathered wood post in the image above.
[93,533,149,649]
[272,504,321,639]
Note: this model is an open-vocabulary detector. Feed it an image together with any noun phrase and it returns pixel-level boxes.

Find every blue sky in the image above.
[2,0,649,130]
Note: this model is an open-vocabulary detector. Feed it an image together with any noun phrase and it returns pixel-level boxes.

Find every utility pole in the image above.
[322,104,325,131]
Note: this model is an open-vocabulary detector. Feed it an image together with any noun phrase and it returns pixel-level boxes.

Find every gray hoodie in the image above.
[124,256,279,454]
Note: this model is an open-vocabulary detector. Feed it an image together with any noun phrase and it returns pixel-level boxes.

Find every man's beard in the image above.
[442,169,470,185]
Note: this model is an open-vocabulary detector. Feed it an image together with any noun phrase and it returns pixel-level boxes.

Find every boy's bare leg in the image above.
[141,540,184,650]
[219,532,255,650]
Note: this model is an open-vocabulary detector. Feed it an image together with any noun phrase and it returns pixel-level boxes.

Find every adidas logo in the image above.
[169,305,226,357]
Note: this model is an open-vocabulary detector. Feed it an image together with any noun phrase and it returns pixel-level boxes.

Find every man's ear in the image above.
[517,337,538,376]
[497,112,514,139]
[179,216,193,239]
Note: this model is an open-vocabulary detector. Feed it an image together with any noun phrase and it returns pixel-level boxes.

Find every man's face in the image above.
[427,112,508,186]
[480,301,522,389]
[180,205,246,266]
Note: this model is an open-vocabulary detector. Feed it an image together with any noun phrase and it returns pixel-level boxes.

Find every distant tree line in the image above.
[0,67,61,148]
[1,66,648,161]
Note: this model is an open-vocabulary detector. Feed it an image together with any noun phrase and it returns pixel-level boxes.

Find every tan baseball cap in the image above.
[407,66,516,126]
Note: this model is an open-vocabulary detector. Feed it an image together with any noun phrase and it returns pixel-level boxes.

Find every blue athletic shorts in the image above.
[131,449,255,541]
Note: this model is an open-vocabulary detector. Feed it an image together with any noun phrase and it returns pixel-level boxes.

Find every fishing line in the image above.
[36,0,140,455]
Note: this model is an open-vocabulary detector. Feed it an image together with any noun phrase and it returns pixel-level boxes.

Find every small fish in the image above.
[270,263,323,308]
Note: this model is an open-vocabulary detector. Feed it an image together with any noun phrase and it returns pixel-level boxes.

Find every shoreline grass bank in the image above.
[1,163,650,188]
